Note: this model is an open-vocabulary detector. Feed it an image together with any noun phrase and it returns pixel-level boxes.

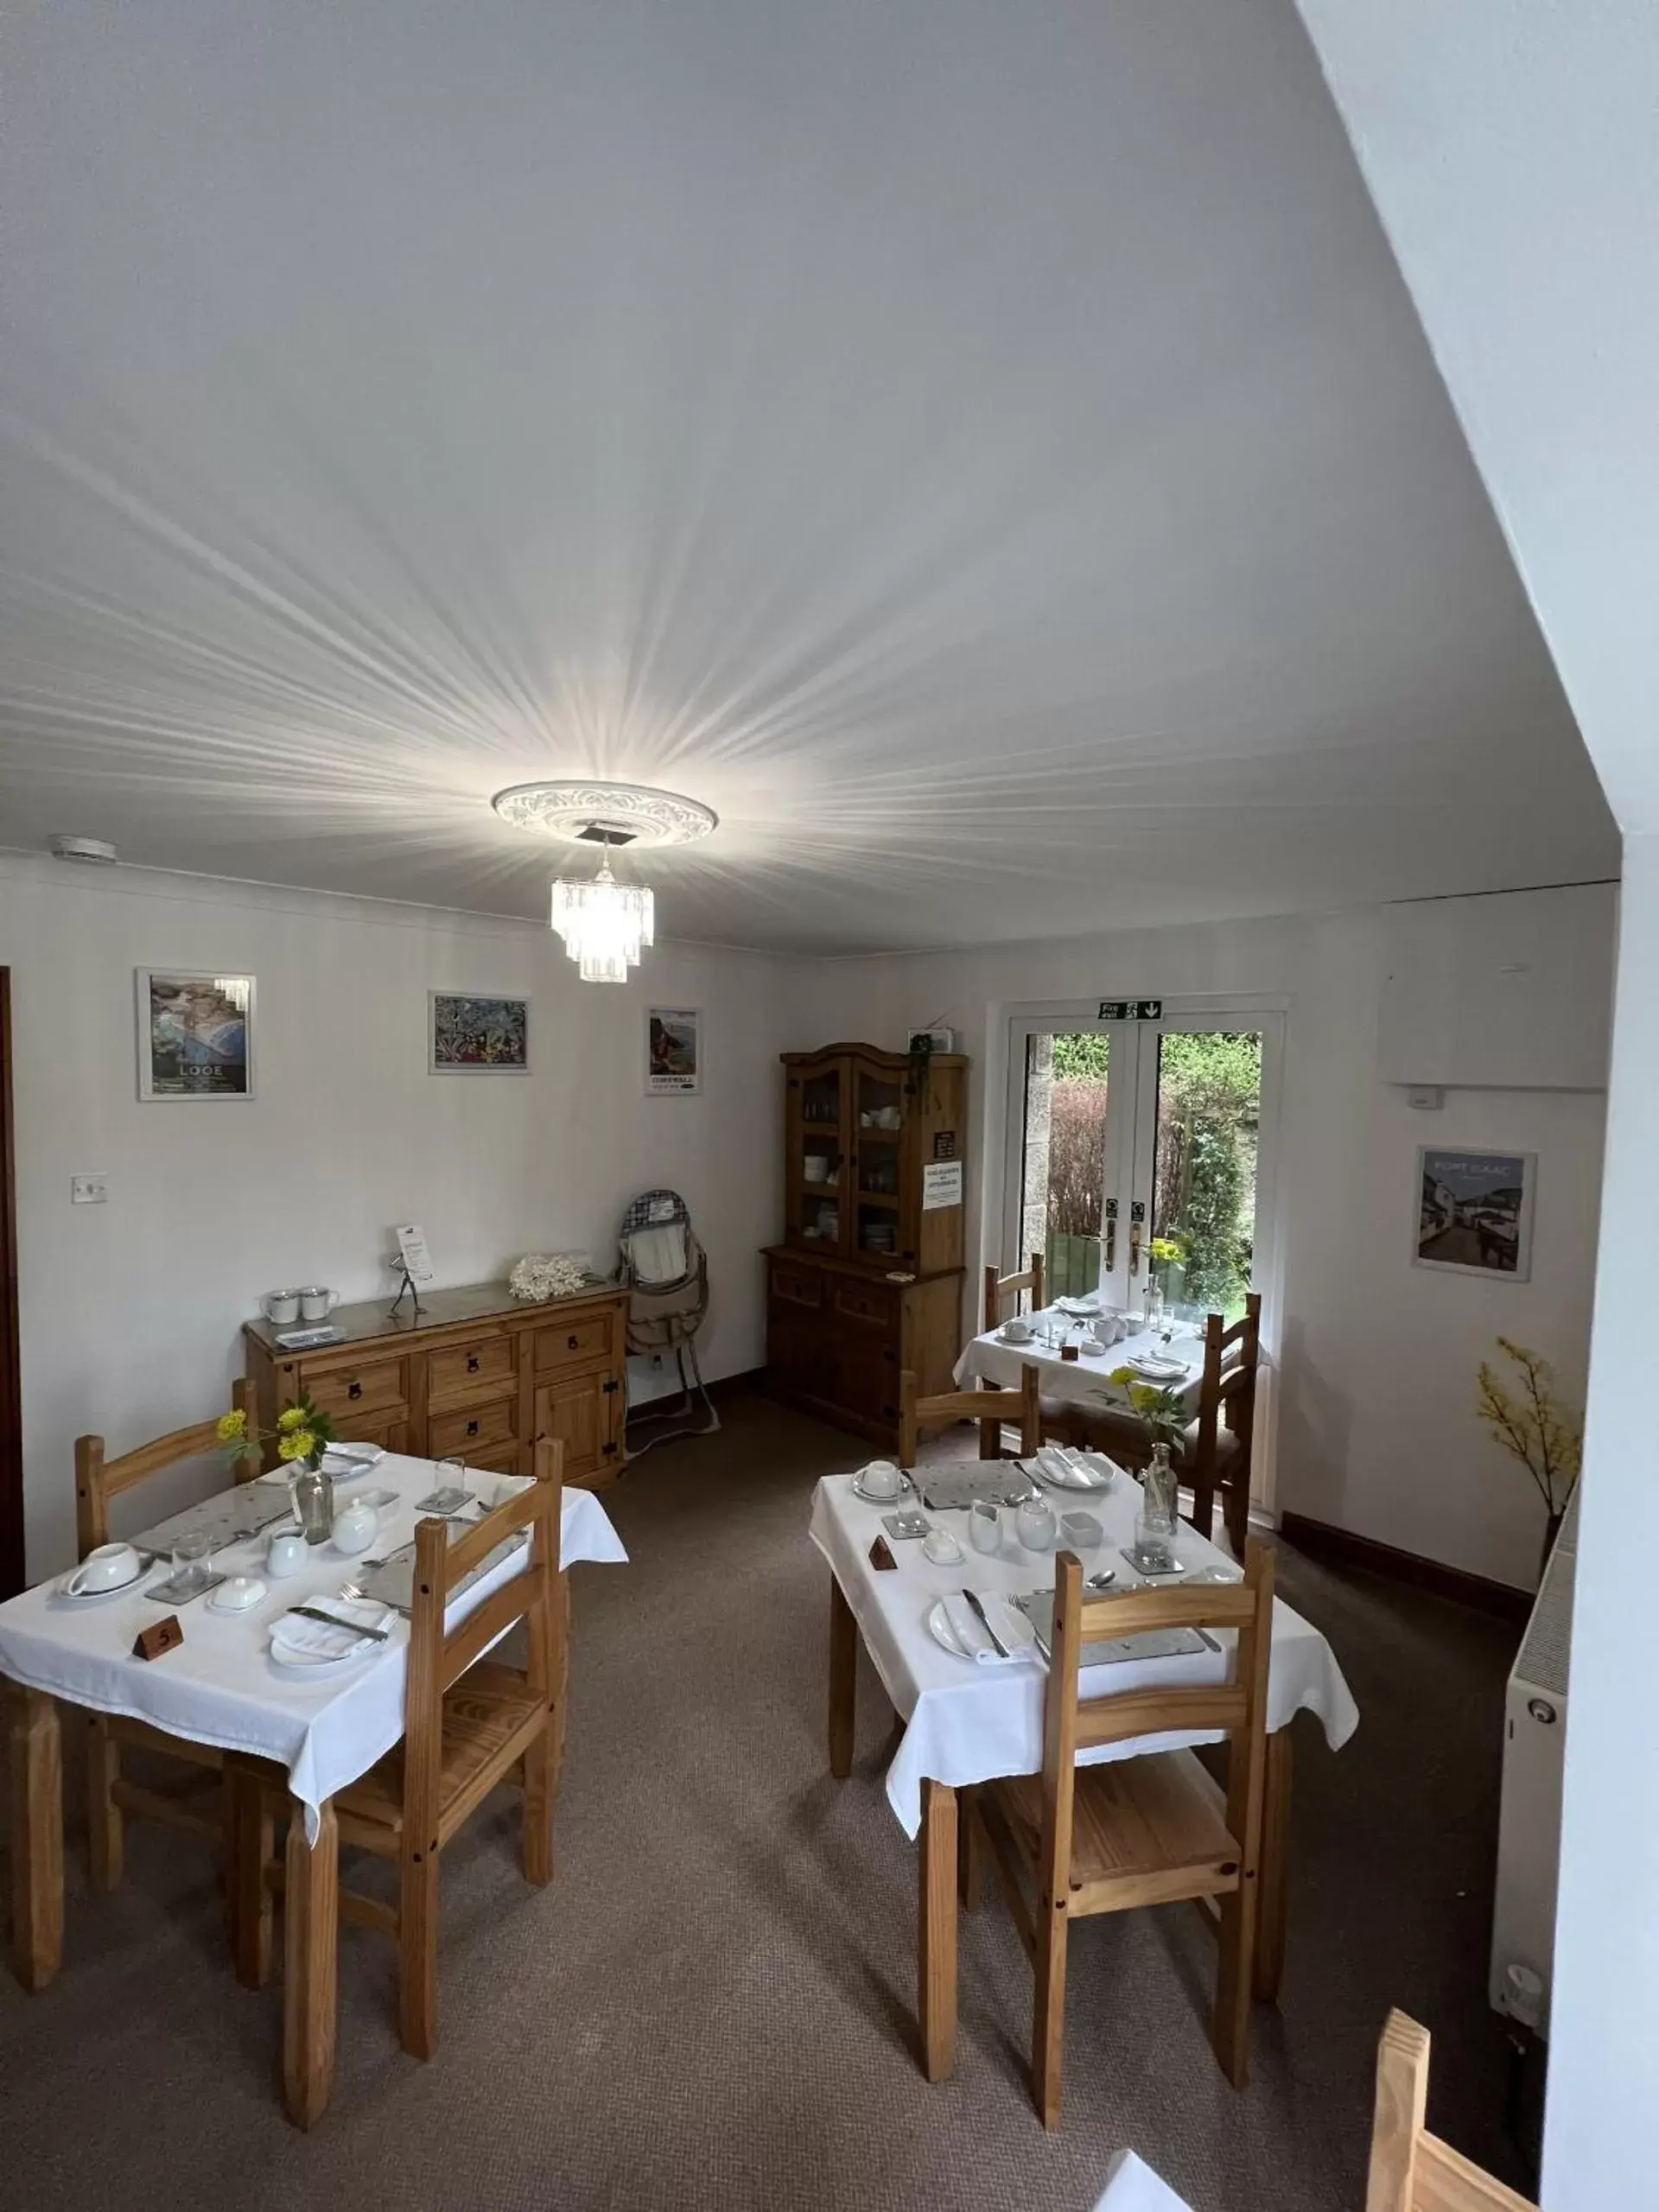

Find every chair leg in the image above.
[226,1757,275,1988]
[1224,1470,1250,1558]
[521,1721,555,1888]
[1212,1868,1260,2088]
[86,1714,123,1892]
[1033,1891,1070,2130]
[397,1840,441,2061]
[1186,1472,1215,1545]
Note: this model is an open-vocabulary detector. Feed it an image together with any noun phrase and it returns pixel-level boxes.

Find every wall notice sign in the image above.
[1097,999,1162,1021]
[922,1160,963,1211]
[395,1223,436,1284]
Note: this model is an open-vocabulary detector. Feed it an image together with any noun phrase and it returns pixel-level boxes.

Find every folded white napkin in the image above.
[1090,2149,1196,2211]
[270,1598,393,1665]
[938,1591,1039,1665]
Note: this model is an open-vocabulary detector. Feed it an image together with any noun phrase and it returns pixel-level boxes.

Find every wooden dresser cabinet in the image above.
[244,1280,629,1489]
[764,1042,968,1451]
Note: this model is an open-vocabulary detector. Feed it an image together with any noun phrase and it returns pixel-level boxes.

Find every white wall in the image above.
[2,857,796,1574]
[807,886,1612,1591]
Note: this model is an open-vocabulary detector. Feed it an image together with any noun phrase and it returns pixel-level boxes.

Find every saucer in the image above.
[58,1558,146,1600]
[995,1326,1036,1346]
[851,1474,909,1505]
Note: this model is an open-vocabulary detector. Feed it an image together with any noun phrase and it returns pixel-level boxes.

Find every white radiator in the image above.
[1490,1487,1579,2037]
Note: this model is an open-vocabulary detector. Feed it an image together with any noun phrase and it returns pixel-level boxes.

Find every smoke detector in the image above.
[48,836,118,865]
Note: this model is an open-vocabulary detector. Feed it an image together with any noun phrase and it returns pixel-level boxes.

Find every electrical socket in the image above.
[71,1174,109,1205]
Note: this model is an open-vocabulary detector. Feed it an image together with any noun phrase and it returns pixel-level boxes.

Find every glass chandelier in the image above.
[549,841,655,982]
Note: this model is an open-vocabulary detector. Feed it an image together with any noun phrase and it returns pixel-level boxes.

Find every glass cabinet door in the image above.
[792,1058,849,1255]
[852,1058,906,1266]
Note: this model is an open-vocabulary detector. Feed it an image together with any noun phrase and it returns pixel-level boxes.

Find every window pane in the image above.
[1020,1032,1109,1297]
[1150,1031,1261,1323]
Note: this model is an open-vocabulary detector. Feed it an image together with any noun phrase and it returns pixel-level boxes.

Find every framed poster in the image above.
[647,1007,701,1096]
[136,970,254,1100]
[429,992,530,1072]
[1414,1147,1536,1281]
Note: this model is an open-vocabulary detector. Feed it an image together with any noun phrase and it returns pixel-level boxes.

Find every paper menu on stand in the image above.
[395,1224,435,1283]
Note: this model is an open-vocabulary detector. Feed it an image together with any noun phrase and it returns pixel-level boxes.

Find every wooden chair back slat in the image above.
[1366,2011,1536,2212]
[1074,1683,1249,1751]
[440,1475,545,1586]
[1075,1580,1258,1638]
[75,1378,248,1555]
[900,1365,1039,1469]
[982,1252,1045,1334]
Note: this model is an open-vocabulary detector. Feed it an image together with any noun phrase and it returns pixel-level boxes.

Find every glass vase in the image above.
[289,1459,335,1546]
[1134,1440,1179,1573]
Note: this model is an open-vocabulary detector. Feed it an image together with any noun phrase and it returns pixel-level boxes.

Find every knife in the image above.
[962,1586,1011,1660]
[287,1605,391,1643]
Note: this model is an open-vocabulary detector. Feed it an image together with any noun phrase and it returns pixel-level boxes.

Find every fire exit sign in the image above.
[1097,999,1162,1020]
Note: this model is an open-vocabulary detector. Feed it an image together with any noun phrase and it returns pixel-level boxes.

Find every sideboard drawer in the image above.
[771,1262,823,1310]
[302,1357,408,1421]
[533,1313,617,1376]
[426,1333,514,1404]
[429,1395,517,1459]
[834,1278,893,1329]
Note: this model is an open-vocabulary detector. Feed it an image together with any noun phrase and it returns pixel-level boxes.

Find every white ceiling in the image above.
[0,0,1617,955]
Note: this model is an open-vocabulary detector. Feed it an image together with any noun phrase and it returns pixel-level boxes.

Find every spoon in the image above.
[1086,1570,1117,1590]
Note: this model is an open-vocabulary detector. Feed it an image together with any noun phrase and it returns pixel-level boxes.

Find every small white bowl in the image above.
[209,1574,267,1614]
[923,1527,964,1567]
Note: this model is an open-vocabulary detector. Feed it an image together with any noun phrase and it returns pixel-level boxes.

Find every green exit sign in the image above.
[1098,998,1162,1021]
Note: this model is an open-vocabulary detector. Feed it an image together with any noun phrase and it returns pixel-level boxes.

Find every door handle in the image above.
[1128,1220,1142,1277]
[466,1355,480,1374]
[466,1418,480,1438]
[348,1381,363,1401]
[1103,1205,1117,1271]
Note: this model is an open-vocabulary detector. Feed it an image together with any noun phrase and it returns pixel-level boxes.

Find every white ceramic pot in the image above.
[331,1497,380,1556]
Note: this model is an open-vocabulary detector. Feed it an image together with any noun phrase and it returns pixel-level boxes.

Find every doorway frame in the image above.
[996,992,1288,1514]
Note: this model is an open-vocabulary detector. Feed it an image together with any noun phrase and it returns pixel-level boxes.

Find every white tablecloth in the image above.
[954,1306,1210,1418]
[0,1455,627,1839]
[808,1466,1357,1839]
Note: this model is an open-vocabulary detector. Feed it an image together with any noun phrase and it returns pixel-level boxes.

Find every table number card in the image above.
[395,1223,436,1284]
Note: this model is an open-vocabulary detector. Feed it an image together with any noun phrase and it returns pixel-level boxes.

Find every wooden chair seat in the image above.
[990,1749,1243,1910]
[336,1663,543,1852]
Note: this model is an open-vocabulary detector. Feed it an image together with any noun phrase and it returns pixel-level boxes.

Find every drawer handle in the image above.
[466,1355,480,1373]
[567,1334,579,1350]
[348,1382,363,1401]
[466,1419,480,1437]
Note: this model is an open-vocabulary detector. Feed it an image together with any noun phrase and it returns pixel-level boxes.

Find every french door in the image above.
[1002,1001,1283,1499]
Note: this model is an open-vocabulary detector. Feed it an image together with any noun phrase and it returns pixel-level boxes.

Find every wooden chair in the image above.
[978,1254,1046,1455]
[982,1252,1045,1334]
[73,1379,251,1895]
[900,1365,1039,1471]
[1366,2011,1535,2210]
[327,1434,568,2060]
[960,1541,1274,2129]
[1188,1290,1261,1554]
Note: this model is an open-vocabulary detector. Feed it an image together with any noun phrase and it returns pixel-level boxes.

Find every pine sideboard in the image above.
[243,1280,629,1489]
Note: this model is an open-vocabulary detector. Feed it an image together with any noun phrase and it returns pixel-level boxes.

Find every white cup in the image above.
[266,1529,308,1579]
[262,1288,301,1325]
[297,1287,338,1323]
[861,1459,901,1502]
[1001,1318,1033,1343]
[65,1541,141,1595]
[804,1157,830,1184]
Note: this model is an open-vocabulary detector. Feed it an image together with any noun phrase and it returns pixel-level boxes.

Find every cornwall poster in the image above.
[1414,1147,1536,1281]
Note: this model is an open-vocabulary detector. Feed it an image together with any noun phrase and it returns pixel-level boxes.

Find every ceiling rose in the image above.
[491,780,718,849]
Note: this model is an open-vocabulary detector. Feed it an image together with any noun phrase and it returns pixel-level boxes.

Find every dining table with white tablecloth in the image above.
[809,1452,1357,2080]
[0,1450,627,2125]
[952,1302,1210,1419]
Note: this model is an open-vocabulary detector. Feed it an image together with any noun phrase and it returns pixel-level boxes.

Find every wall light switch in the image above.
[71,1174,109,1205]
[1406,1085,1446,1111]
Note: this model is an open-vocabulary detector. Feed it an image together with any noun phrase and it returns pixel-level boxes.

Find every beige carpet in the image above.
[0,1392,1531,2210]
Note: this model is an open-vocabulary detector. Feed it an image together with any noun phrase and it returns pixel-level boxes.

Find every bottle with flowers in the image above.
[218,1392,340,1543]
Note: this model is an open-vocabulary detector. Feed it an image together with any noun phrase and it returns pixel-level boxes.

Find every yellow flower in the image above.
[1108,1366,1135,1389]
[216,1408,247,1444]
[1128,1384,1159,1414]
[276,1429,317,1464]
[276,1406,306,1433]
